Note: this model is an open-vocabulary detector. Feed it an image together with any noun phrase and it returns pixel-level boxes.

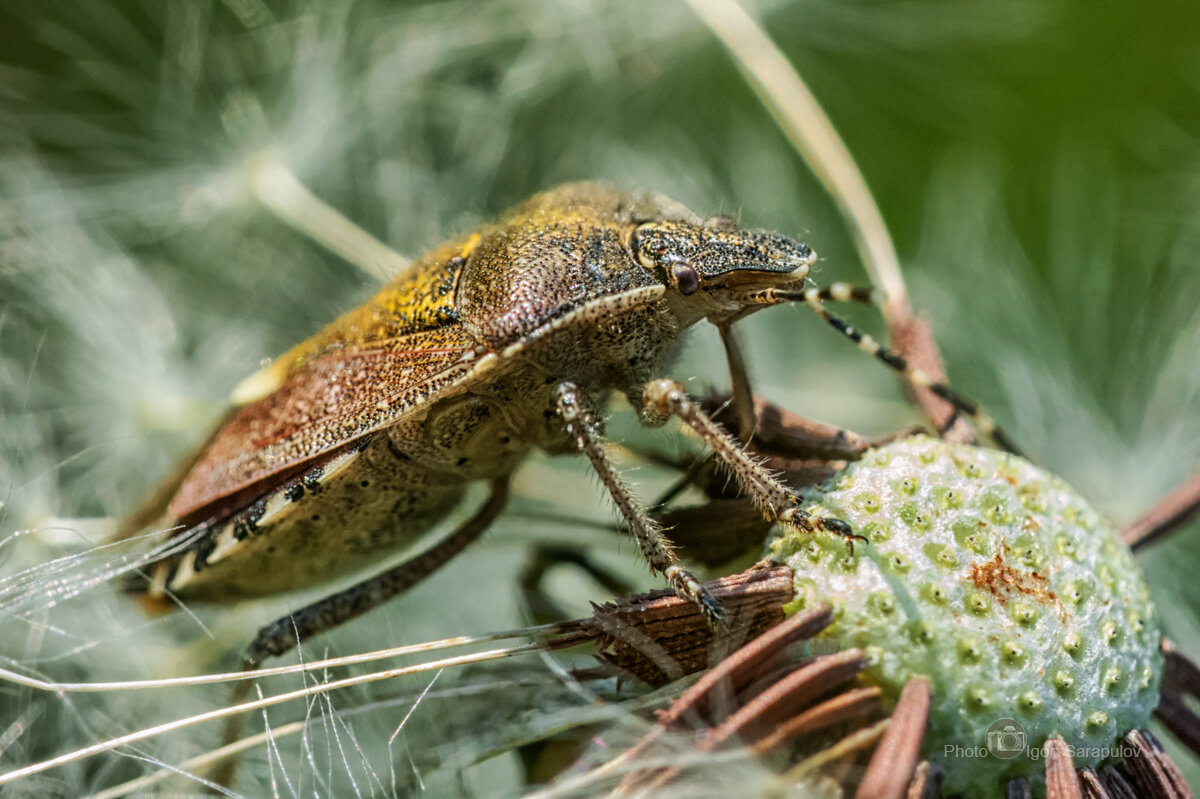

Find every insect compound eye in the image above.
[671,261,701,296]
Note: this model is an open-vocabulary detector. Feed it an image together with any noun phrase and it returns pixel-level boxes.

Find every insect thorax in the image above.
[455,185,703,402]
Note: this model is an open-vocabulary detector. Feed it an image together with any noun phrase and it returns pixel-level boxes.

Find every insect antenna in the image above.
[806,281,882,306]
[749,285,1024,457]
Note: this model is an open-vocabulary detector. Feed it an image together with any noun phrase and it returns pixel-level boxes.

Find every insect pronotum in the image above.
[125,181,1010,666]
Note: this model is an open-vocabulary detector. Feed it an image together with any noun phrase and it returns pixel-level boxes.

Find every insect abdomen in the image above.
[151,435,466,601]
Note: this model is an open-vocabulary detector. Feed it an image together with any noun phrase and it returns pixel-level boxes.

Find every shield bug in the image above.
[126,182,1003,665]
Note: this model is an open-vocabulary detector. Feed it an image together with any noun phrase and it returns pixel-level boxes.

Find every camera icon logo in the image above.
[985,718,1027,759]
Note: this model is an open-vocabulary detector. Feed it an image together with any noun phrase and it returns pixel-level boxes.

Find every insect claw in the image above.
[781,507,865,552]
[666,564,729,631]
[243,613,308,667]
[700,590,731,632]
[818,516,869,552]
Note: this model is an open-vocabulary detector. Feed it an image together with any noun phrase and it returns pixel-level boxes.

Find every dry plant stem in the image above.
[212,678,253,790]
[629,649,868,794]
[577,562,796,685]
[0,623,570,693]
[1157,639,1200,759]
[906,761,944,799]
[606,601,832,789]
[784,718,890,780]
[84,571,791,799]
[1045,736,1084,798]
[1123,469,1200,550]
[682,0,907,316]
[83,717,313,799]
[1124,729,1193,798]
[749,686,883,756]
[95,673,590,799]
[245,152,410,281]
[856,677,932,799]
[888,315,976,445]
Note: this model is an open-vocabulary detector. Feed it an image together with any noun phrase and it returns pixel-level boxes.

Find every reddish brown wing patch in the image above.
[169,325,483,521]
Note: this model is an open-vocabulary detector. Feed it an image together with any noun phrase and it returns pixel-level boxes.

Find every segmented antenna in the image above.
[750,285,1024,458]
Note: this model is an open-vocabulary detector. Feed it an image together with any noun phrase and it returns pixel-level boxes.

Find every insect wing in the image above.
[168,324,485,521]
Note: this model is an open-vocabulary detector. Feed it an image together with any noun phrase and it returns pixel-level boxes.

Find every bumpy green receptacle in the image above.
[767,436,1161,796]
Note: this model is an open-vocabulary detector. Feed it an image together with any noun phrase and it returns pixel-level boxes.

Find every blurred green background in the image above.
[1,1,1197,796]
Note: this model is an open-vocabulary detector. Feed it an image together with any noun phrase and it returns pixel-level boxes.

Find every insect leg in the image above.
[642,379,864,545]
[748,287,1023,456]
[243,478,509,666]
[551,381,726,628]
[717,323,756,442]
[643,393,875,515]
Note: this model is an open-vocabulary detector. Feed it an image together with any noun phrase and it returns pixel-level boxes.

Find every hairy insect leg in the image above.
[695,319,868,521]
[552,381,726,628]
[748,286,1023,456]
[649,392,877,511]
[243,478,509,667]
[642,379,865,547]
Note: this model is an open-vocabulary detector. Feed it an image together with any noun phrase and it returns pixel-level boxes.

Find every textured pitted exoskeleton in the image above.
[124,182,879,662]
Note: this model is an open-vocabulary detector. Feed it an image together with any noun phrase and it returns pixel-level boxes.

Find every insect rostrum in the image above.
[131,182,869,662]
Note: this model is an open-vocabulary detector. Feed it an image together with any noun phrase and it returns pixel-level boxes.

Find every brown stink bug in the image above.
[124,182,1003,665]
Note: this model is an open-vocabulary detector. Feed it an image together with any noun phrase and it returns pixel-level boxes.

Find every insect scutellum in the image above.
[121,182,1014,665]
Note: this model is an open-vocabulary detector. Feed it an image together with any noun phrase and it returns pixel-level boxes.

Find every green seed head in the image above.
[767,436,1161,797]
